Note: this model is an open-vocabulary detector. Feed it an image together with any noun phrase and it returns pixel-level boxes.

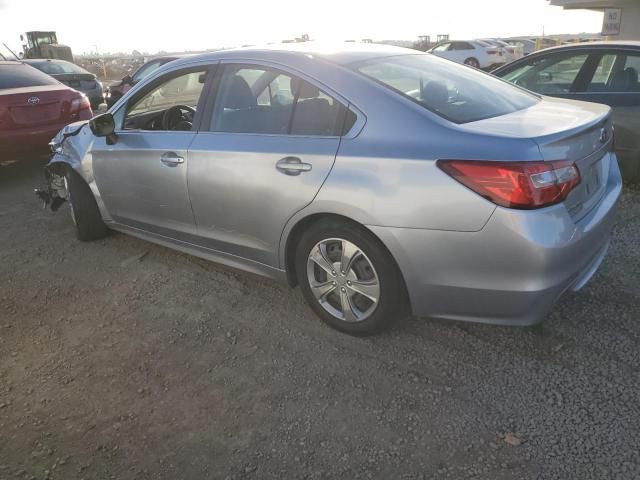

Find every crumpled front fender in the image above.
[35,121,90,211]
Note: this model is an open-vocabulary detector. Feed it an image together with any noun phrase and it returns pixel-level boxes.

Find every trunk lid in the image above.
[52,73,98,91]
[461,96,613,220]
[0,85,77,129]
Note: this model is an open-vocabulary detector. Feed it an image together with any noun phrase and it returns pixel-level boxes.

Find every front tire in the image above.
[296,219,408,336]
[63,169,109,241]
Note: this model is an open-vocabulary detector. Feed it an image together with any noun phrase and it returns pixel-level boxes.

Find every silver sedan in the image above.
[40,43,622,336]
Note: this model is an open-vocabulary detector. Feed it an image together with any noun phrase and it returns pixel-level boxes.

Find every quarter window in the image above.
[211,65,351,136]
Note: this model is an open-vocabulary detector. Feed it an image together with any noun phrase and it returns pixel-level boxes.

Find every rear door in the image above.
[187,62,354,267]
[91,64,214,238]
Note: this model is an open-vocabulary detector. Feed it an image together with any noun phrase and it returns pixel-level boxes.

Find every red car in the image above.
[0,61,92,160]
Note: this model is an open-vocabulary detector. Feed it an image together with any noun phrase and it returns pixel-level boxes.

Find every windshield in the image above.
[0,63,59,89]
[353,54,539,124]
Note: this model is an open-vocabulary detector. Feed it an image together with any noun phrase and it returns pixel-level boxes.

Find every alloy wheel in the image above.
[306,238,380,323]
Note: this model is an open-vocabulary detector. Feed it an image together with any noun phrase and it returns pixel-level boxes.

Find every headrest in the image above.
[290,77,320,99]
[223,75,256,109]
[421,81,449,111]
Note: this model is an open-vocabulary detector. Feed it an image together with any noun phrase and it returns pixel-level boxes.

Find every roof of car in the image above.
[532,40,640,54]
[171,42,419,67]
[22,58,71,64]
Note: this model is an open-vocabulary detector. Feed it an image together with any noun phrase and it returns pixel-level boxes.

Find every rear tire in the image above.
[63,169,109,241]
[464,57,480,68]
[295,219,409,336]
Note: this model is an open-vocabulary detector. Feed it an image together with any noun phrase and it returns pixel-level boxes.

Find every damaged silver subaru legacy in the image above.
[37,43,622,336]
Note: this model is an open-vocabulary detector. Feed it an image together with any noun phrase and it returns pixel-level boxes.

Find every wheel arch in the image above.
[282,212,409,308]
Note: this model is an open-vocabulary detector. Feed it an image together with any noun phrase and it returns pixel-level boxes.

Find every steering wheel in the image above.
[162,105,196,131]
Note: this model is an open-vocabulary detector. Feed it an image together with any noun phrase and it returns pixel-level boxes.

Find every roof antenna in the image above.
[2,43,21,61]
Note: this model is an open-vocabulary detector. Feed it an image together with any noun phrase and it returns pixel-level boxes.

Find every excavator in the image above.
[20,31,73,62]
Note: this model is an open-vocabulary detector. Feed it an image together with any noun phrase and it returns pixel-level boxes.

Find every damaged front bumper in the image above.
[35,168,68,212]
[34,121,88,211]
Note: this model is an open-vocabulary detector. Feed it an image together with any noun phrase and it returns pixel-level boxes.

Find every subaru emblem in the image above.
[27,96,40,105]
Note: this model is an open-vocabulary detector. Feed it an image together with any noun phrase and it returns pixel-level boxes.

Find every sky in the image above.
[0,0,603,55]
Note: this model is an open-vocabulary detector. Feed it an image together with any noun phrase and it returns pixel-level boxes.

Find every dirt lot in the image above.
[1,158,639,480]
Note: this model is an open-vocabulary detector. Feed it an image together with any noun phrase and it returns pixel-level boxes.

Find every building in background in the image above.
[550,0,639,40]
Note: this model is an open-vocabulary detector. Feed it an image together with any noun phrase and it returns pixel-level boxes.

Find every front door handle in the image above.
[160,152,184,167]
[276,156,312,176]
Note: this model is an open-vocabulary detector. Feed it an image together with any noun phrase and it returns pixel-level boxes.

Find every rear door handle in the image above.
[160,152,184,167]
[276,156,312,176]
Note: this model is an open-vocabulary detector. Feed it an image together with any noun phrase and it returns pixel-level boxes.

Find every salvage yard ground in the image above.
[1,158,639,480]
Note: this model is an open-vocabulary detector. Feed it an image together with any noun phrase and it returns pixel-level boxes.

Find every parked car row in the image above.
[427,37,526,70]
[35,42,624,337]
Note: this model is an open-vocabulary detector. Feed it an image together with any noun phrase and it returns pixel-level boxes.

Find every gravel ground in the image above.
[1,158,639,480]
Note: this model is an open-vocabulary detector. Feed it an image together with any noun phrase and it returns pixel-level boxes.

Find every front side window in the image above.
[211,65,351,136]
[355,54,538,124]
[432,43,451,53]
[124,69,207,131]
[500,53,589,94]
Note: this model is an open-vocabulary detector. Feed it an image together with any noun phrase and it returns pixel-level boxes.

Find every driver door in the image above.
[92,64,215,239]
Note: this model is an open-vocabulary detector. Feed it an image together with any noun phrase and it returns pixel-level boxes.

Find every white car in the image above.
[477,38,524,63]
[506,38,537,56]
[428,40,505,70]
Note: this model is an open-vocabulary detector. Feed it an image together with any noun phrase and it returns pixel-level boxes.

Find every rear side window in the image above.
[35,61,87,75]
[355,54,538,124]
[0,63,59,90]
[211,65,351,136]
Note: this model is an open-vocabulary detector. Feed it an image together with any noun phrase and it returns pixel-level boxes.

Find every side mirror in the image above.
[20,34,24,41]
[90,112,115,137]
[122,74,133,84]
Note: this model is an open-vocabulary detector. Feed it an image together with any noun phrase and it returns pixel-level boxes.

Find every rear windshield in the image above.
[32,61,88,75]
[0,63,59,90]
[353,54,539,124]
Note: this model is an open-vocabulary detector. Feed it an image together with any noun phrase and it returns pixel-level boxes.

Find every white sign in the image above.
[602,8,622,36]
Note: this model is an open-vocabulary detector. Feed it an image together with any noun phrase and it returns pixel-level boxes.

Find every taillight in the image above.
[487,49,498,55]
[437,160,581,209]
[70,95,91,114]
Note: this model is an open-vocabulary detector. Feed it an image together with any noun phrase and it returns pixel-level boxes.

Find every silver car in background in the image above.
[41,43,622,336]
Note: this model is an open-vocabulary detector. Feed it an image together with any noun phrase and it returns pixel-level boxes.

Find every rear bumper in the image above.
[369,154,623,326]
